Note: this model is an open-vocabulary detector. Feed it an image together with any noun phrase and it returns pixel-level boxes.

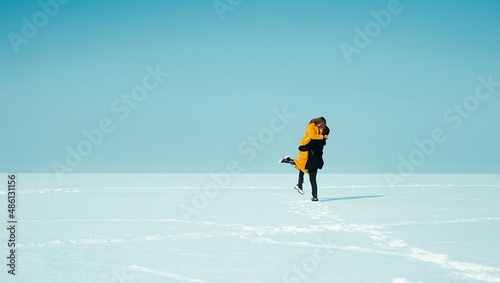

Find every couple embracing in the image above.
[280,117,330,201]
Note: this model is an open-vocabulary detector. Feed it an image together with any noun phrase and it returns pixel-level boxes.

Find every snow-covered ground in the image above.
[1,174,500,283]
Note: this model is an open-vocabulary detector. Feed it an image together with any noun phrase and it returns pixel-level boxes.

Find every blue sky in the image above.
[1,0,499,174]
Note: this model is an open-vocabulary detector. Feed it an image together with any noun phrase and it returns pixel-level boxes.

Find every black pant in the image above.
[298,169,318,198]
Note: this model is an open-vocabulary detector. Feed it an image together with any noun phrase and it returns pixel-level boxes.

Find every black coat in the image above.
[298,126,330,171]
[299,139,326,170]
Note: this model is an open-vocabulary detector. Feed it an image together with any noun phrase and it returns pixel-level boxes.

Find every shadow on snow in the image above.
[320,195,386,202]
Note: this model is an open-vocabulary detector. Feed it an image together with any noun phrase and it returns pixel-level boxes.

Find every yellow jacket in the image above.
[293,123,324,173]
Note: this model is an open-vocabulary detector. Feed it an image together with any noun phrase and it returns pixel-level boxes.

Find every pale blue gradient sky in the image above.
[1,0,499,173]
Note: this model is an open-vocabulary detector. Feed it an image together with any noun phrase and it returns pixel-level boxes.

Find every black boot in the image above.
[294,185,304,195]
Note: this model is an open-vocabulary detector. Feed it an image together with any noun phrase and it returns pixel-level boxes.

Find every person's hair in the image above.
[310,117,326,132]
[323,126,330,136]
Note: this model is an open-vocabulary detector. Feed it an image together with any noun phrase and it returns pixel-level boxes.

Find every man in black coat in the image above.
[297,126,330,201]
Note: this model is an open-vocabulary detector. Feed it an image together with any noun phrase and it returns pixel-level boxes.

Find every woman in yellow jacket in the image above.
[293,118,326,173]
[280,117,328,201]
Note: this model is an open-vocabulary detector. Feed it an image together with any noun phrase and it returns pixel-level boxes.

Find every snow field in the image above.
[1,174,500,282]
